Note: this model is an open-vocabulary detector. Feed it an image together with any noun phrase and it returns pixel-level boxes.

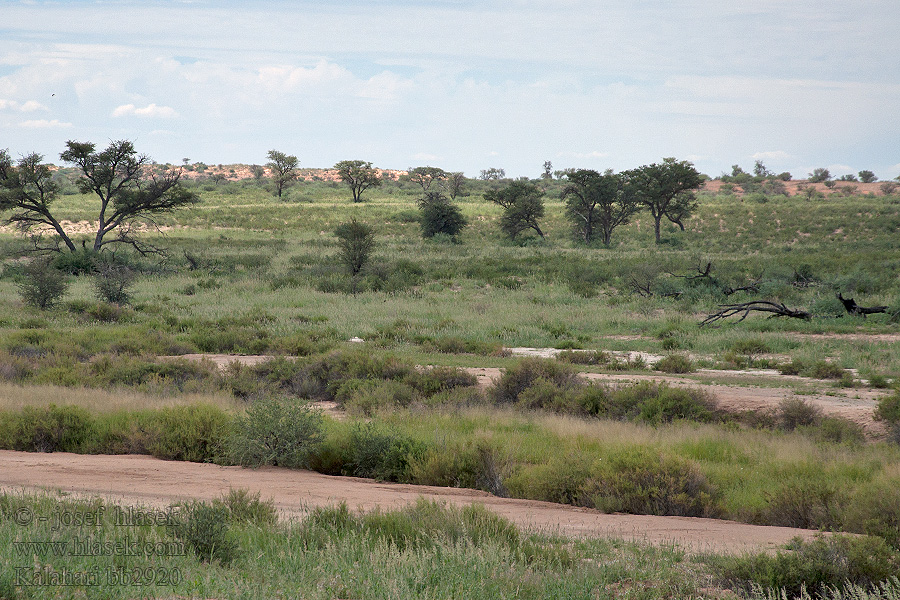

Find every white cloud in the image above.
[18,119,71,128]
[112,103,178,118]
[411,153,440,162]
[0,98,47,111]
[572,151,609,159]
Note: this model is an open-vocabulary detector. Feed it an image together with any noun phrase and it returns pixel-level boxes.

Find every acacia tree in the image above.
[407,166,448,192]
[562,169,639,245]
[446,172,466,199]
[1,141,197,254]
[627,158,702,243]
[265,150,299,197]
[479,168,505,181]
[858,170,877,183]
[334,160,381,202]
[484,181,545,239]
[808,168,831,183]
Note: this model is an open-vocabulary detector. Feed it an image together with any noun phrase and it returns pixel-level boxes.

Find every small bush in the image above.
[584,449,721,517]
[557,349,608,365]
[844,478,900,550]
[778,397,822,431]
[334,218,376,276]
[802,416,866,445]
[875,391,900,426]
[344,422,425,482]
[418,191,468,239]
[215,488,277,527]
[172,501,237,564]
[91,260,136,304]
[17,258,69,310]
[7,404,93,452]
[228,398,324,468]
[807,360,847,380]
[710,534,900,598]
[340,379,418,415]
[146,404,231,463]
[598,381,717,424]
[491,358,581,404]
[762,477,845,530]
[655,354,695,373]
[729,338,771,362]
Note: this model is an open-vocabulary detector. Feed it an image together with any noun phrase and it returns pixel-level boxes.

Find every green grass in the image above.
[0,491,705,600]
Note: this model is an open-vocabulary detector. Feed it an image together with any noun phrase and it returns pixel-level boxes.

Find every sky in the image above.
[1,0,899,180]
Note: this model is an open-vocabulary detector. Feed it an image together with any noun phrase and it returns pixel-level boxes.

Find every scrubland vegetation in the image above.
[1,153,900,598]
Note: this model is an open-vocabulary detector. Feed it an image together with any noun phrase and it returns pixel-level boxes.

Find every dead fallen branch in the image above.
[837,293,888,317]
[700,301,811,326]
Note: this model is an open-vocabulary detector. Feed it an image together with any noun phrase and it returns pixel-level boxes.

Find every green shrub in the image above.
[875,391,900,426]
[86,302,125,322]
[491,358,581,404]
[51,246,100,275]
[300,349,416,401]
[172,501,237,564]
[655,354,696,374]
[801,416,866,445]
[17,258,69,310]
[300,499,522,554]
[517,379,590,414]
[762,476,846,530]
[8,404,93,452]
[584,448,721,517]
[344,422,425,482]
[778,397,822,431]
[598,381,717,424]
[91,259,136,304]
[228,398,324,468]
[340,379,418,415]
[418,191,468,239]
[214,488,277,527]
[410,441,480,489]
[334,218,376,276]
[710,534,900,598]
[844,478,900,549]
[729,338,771,362]
[146,404,231,463]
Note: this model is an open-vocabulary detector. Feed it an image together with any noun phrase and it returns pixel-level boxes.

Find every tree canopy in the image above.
[265,150,299,197]
[562,169,639,245]
[334,160,382,203]
[407,166,448,192]
[1,140,198,254]
[627,158,702,243]
[484,180,545,240]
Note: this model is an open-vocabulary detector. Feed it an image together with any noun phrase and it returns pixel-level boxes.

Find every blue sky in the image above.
[2,0,899,179]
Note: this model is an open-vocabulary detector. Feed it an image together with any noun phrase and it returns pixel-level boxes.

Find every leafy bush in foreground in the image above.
[710,535,900,598]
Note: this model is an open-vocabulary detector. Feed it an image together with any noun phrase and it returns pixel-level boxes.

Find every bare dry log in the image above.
[700,301,811,326]
[837,293,888,317]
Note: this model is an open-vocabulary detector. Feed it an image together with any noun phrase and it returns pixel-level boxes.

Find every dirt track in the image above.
[0,450,822,556]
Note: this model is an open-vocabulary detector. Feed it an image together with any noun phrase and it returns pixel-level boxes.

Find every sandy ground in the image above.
[0,450,823,556]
